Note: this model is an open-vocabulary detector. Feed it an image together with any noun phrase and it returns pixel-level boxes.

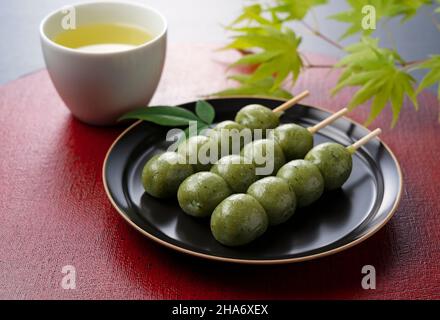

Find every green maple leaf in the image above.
[415,55,440,100]
[229,0,327,26]
[229,4,274,26]
[268,0,327,21]
[388,0,433,21]
[330,0,431,39]
[330,0,395,39]
[332,37,418,127]
[224,26,303,89]
[212,75,293,100]
[334,37,404,69]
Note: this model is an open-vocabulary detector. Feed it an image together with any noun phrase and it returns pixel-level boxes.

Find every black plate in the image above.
[103,97,402,264]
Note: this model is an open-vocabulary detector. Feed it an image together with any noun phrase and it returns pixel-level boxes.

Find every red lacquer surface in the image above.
[0,44,439,299]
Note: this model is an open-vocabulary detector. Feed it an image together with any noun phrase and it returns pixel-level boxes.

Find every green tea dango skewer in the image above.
[211,130,382,246]
[278,129,382,207]
[239,108,348,177]
[234,90,310,135]
[197,109,349,194]
[305,128,382,190]
[203,107,348,176]
[270,107,348,161]
[208,90,310,157]
[215,90,309,133]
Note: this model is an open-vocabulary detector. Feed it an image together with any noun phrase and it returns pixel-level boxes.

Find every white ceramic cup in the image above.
[40,1,167,125]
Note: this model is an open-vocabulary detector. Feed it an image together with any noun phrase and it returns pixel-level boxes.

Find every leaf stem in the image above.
[382,20,397,52]
[310,9,320,32]
[301,21,344,51]
[299,52,312,67]
[428,11,440,32]
[401,58,429,70]
[306,64,335,69]
[300,52,335,68]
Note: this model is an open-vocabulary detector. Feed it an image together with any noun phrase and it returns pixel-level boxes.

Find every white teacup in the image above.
[40,1,167,125]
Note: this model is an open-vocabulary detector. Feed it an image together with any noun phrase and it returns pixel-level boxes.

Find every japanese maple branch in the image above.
[300,52,336,69]
[306,64,335,68]
[429,11,440,32]
[301,21,344,51]
[401,58,430,70]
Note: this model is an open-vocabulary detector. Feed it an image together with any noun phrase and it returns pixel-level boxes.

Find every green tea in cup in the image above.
[53,23,153,53]
[40,1,167,125]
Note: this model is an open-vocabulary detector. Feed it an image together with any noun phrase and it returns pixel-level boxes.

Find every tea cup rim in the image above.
[39,0,168,56]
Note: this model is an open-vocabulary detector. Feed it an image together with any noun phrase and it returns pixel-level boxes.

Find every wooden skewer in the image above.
[347,128,382,154]
[307,108,348,134]
[272,90,310,113]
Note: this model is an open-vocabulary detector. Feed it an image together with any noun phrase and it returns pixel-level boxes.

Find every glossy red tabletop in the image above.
[0,44,439,299]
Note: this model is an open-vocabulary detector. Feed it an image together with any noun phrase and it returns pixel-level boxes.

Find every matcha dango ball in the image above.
[235,104,280,137]
[305,142,352,190]
[269,108,349,161]
[208,121,251,156]
[142,152,194,199]
[247,177,297,226]
[268,123,313,161]
[276,160,324,207]
[177,172,232,218]
[213,120,245,132]
[210,155,258,193]
[241,139,286,177]
[210,194,268,246]
[177,135,212,172]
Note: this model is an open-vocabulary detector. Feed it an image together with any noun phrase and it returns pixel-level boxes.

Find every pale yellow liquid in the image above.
[53,24,153,53]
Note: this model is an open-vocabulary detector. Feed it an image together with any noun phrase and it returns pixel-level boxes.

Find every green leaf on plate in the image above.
[118,106,201,126]
[183,122,211,139]
[195,100,215,124]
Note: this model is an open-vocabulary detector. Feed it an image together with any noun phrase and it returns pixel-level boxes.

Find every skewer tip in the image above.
[307,107,349,134]
[347,128,382,154]
[272,90,310,113]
